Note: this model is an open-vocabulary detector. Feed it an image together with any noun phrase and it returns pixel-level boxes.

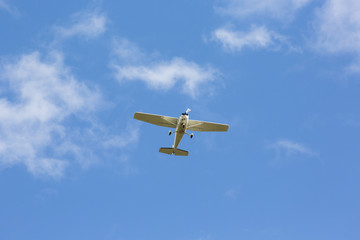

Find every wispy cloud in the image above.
[216,0,312,21]
[225,188,237,199]
[55,9,107,40]
[112,38,146,63]
[313,0,360,54]
[212,0,310,53]
[267,139,317,162]
[115,155,140,176]
[0,51,137,178]
[212,25,285,52]
[214,0,360,73]
[0,52,95,178]
[0,0,19,16]
[35,188,58,201]
[313,0,360,73]
[196,235,212,240]
[103,124,139,148]
[345,58,360,74]
[113,58,217,98]
[111,38,218,98]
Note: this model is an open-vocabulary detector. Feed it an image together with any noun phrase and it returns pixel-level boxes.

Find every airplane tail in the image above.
[159,147,189,156]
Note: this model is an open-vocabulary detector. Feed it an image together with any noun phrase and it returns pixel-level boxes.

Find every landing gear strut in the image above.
[185,132,194,139]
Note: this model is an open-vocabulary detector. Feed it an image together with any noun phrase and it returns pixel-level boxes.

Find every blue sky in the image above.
[0,0,360,239]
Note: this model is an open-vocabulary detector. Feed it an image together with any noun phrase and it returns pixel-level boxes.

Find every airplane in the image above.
[133,109,229,156]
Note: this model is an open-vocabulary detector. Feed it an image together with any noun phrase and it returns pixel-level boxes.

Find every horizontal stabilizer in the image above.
[174,148,189,156]
[159,147,189,156]
[159,147,173,155]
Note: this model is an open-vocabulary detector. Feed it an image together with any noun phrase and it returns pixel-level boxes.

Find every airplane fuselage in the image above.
[173,114,188,149]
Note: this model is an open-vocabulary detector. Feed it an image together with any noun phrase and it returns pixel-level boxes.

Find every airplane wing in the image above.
[134,112,178,128]
[187,119,229,132]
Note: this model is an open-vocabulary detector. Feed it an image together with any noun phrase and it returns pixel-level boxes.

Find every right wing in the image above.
[134,112,178,128]
[187,119,229,132]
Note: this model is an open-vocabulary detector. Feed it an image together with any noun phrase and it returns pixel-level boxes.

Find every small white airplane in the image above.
[134,109,229,156]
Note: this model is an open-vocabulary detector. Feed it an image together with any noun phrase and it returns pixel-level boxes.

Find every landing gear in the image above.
[168,130,172,136]
[185,132,194,138]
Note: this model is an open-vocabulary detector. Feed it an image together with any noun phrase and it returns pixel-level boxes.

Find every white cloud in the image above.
[196,235,212,240]
[213,0,360,73]
[112,38,146,63]
[114,58,216,97]
[112,39,218,98]
[212,26,285,52]
[0,0,7,9]
[35,188,58,200]
[0,51,137,178]
[103,124,139,148]
[345,58,360,74]
[268,139,316,158]
[311,0,360,73]
[0,52,99,178]
[216,0,312,21]
[0,0,19,17]
[115,155,140,176]
[55,10,107,39]
[225,189,237,199]
[215,0,360,72]
[313,0,360,54]
[212,0,309,53]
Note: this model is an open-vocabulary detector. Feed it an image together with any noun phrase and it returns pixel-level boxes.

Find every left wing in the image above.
[134,112,178,128]
[187,119,229,132]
